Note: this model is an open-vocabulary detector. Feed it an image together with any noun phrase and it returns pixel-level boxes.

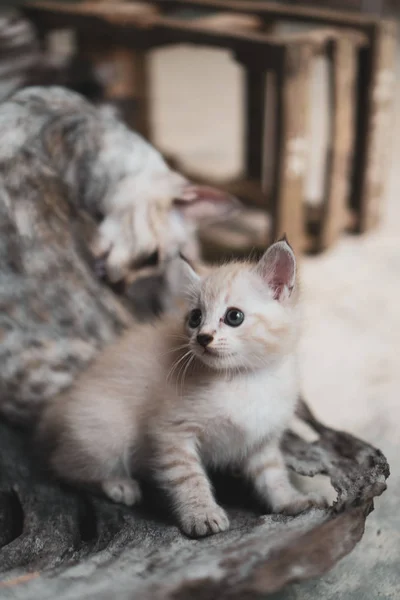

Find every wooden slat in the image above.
[153,0,380,29]
[269,43,313,256]
[192,12,262,31]
[319,37,357,249]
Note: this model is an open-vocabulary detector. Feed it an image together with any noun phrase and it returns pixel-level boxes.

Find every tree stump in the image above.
[0,399,389,599]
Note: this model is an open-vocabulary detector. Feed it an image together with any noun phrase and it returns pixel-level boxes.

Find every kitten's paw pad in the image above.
[274,492,328,516]
[180,505,230,538]
[102,479,142,507]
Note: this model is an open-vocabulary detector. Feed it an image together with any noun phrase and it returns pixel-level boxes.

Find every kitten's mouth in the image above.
[202,347,235,359]
[202,347,219,357]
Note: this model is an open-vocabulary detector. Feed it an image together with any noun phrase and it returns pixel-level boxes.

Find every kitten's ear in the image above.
[173,184,241,224]
[165,253,200,300]
[255,239,296,302]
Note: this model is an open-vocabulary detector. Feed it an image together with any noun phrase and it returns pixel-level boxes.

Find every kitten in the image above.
[0,86,237,424]
[38,240,326,538]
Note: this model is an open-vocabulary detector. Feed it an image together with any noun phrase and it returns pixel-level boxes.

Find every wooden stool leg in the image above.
[242,22,275,185]
[104,47,152,140]
[243,68,266,180]
[351,20,396,232]
[270,43,313,256]
[319,37,357,250]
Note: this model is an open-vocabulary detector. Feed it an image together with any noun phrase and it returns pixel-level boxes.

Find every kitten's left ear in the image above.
[173,184,241,224]
[165,253,200,300]
[255,239,296,302]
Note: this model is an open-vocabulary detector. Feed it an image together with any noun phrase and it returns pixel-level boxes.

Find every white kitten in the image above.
[38,240,326,537]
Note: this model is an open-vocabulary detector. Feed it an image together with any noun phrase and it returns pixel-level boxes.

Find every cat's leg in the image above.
[155,436,229,537]
[245,440,327,515]
[50,445,143,507]
[42,412,142,507]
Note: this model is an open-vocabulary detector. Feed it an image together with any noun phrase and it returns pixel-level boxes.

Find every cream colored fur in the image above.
[38,241,326,537]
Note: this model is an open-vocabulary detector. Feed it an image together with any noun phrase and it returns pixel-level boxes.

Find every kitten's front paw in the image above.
[273,492,328,516]
[179,504,230,538]
[102,478,142,507]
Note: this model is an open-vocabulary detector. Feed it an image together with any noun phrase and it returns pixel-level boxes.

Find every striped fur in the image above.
[38,241,326,538]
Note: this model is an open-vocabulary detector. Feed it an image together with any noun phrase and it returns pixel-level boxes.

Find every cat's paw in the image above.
[273,492,328,516]
[102,478,142,507]
[179,504,230,538]
[91,214,132,283]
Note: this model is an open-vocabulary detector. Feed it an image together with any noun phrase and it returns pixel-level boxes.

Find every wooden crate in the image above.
[22,0,396,258]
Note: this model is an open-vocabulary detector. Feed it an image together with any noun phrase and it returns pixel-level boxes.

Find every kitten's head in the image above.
[168,240,299,371]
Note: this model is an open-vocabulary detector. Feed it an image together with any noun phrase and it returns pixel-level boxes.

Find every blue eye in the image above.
[188,308,202,328]
[224,308,244,327]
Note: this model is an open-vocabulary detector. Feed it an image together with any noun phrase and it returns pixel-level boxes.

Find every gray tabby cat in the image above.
[0,86,237,424]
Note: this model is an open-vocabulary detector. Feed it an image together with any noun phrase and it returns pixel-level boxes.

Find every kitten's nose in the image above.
[197,333,214,348]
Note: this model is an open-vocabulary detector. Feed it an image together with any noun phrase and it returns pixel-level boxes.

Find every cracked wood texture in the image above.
[0,399,389,599]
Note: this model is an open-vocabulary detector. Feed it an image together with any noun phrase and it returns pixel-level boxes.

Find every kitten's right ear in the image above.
[165,253,200,300]
[255,239,296,302]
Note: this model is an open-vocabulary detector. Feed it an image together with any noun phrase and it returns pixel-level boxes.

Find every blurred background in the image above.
[0,1,399,598]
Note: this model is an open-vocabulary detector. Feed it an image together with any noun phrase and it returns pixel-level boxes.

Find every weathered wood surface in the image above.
[0,398,389,599]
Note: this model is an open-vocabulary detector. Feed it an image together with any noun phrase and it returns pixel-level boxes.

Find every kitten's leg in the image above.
[101,478,142,507]
[245,441,327,515]
[47,428,142,507]
[155,436,229,538]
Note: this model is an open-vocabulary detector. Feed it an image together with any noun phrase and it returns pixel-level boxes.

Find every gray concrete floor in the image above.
[150,42,400,599]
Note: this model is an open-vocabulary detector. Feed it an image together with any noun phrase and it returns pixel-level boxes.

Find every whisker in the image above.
[179,353,195,396]
[176,351,193,397]
[166,350,192,383]
[159,344,189,357]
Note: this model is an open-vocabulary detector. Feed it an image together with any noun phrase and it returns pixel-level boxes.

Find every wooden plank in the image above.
[154,0,379,29]
[23,4,367,56]
[192,12,262,31]
[319,37,357,249]
[269,43,313,255]
[357,20,397,230]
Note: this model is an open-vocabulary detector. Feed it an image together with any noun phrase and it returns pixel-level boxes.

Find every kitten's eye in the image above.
[224,308,244,327]
[188,308,202,329]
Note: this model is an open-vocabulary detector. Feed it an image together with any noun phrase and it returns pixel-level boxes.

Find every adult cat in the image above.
[0,86,237,423]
